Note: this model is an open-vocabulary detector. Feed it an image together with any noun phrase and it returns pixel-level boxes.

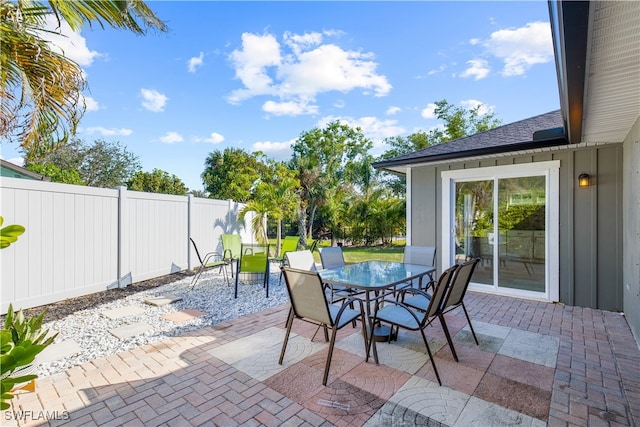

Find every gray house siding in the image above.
[623,116,640,343]
[410,144,623,311]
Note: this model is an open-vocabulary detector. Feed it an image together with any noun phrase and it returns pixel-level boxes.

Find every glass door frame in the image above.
[441,161,560,301]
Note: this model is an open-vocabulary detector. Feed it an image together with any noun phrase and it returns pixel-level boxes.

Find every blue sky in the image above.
[2,1,560,192]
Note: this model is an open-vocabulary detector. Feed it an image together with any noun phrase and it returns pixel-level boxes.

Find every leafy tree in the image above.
[189,189,209,198]
[379,99,502,195]
[25,138,141,188]
[202,148,268,202]
[26,163,84,185]
[1,0,166,152]
[290,121,372,244]
[127,169,188,195]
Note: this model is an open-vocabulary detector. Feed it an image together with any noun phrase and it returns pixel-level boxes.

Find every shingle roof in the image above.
[373,110,565,170]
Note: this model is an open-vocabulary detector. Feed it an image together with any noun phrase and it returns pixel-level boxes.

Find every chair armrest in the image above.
[202,252,224,264]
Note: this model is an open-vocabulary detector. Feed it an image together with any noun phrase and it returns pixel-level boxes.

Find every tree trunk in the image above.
[307,204,317,240]
[298,211,308,246]
[276,219,282,256]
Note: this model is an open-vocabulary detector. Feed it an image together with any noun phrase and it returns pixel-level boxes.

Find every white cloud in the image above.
[469,38,480,46]
[318,115,404,142]
[140,89,168,112]
[158,132,184,144]
[460,99,495,116]
[83,95,99,111]
[262,100,319,116]
[39,15,100,66]
[252,140,293,157]
[83,126,132,136]
[426,65,446,76]
[228,33,282,103]
[227,31,391,116]
[386,106,401,116]
[421,103,438,119]
[484,21,553,76]
[196,132,224,144]
[460,59,490,80]
[188,52,204,73]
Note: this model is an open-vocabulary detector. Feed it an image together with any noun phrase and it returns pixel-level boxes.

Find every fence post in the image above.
[117,186,131,288]
[187,194,194,271]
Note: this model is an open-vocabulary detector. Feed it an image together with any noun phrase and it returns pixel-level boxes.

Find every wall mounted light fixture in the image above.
[578,173,591,187]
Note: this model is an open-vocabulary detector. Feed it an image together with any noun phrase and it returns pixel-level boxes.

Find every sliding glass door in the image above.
[442,162,559,300]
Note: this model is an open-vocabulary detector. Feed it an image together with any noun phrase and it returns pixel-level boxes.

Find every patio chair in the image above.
[319,246,345,269]
[367,264,460,386]
[284,249,317,272]
[319,246,359,302]
[189,238,229,289]
[222,234,242,277]
[439,257,481,353]
[402,258,480,362]
[234,243,270,298]
[400,246,437,291]
[279,267,368,385]
[271,235,301,283]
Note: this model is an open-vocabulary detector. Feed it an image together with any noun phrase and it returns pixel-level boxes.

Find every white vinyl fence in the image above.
[0,177,253,312]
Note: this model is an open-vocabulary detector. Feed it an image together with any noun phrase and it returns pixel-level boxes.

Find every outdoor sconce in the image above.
[578,173,591,188]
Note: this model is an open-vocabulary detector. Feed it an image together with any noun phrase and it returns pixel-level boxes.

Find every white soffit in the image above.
[581,1,640,144]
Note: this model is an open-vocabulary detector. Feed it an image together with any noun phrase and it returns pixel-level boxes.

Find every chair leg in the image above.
[438,314,459,362]
[461,302,479,345]
[190,266,203,290]
[366,319,379,364]
[322,326,339,386]
[419,329,442,386]
[279,308,295,365]
[234,264,240,298]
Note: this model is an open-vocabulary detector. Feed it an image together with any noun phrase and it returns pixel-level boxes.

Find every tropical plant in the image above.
[1,304,57,410]
[1,0,166,152]
[0,216,25,249]
[127,169,188,195]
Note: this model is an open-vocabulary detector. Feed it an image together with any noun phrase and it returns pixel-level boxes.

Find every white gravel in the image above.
[38,266,289,377]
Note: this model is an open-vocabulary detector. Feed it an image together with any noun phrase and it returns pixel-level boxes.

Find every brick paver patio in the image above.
[3,291,639,426]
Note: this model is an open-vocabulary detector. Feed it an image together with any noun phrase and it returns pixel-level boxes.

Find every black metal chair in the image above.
[189,238,229,289]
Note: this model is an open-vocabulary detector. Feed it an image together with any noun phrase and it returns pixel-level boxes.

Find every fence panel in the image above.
[1,179,119,311]
[0,178,248,312]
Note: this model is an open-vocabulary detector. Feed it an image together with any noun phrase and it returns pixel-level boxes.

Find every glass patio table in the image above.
[318,260,436,359]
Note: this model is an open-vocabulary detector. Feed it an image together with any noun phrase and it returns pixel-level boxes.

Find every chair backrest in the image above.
[189,238,205,265]
[443,258,480,309]
[281,267,332,326]
[403,246,436,267]
[238,243,269,273]
[222,234,242,260]
[279,236,300,257]
[320,246,345,269]
[425,264,459,318]
[285,250,317,271]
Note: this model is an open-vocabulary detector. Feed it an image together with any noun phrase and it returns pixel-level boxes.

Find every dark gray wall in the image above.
[410,143,623,311]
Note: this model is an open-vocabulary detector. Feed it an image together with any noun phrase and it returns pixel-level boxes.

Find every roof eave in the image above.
[548,0,591,144]
[373,136,568,173]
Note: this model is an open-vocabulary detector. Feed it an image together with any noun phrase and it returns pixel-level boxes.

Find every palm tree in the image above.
[1,0,166,151]
[238,165,301,256]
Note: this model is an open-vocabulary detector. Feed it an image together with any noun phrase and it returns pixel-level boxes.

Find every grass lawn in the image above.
[340,246,404,263]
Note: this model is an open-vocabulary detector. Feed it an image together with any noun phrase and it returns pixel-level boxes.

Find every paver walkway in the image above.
[3,291,639,426]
